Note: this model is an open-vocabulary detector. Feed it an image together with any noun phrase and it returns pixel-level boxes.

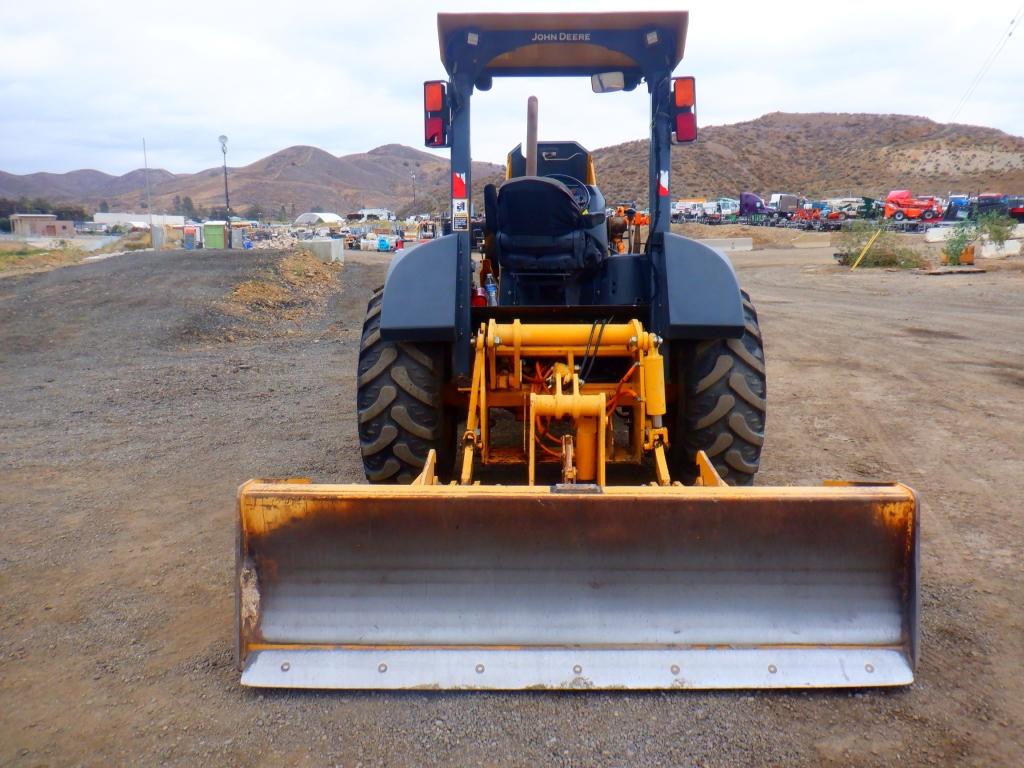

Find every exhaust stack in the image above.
[526,96,538,176]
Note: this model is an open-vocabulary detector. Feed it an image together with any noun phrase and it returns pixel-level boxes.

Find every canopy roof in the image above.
[294,212,343,226]
[437,12,688,78]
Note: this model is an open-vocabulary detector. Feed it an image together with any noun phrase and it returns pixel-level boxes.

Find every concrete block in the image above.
[929,224,1023,243]
[699,237,753,251]
[307,238,344,263]
[977,239,1021,259]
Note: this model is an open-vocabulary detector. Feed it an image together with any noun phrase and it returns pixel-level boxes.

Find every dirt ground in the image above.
[672,221,825,249]
[2,246,1023,767]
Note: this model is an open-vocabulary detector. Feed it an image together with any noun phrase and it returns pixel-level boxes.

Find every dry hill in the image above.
[594,112,1024,204]
[0,145,504,218]
[2,113,1021,217]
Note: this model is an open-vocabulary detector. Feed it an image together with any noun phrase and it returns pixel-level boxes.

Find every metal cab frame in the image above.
[380,12,745,377]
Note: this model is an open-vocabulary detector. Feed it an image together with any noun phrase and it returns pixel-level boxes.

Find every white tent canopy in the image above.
[294,212,344,226]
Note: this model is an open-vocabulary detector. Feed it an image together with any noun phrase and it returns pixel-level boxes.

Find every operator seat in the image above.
[491,177,605,274]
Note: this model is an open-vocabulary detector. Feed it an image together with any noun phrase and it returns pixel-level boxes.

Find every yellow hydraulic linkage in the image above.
[458,319,672,486]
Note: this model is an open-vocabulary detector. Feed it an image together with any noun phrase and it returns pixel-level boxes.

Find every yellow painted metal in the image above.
[412,450,438,485]
[531,387,606,421]
[695,450,726,486]
[489,320,652,351]
[238,477,917,537]
[850,228,883,270]
[653,444,670,486]
[462,318,665,484]
[641,344,666,417]
[460,334,487,485]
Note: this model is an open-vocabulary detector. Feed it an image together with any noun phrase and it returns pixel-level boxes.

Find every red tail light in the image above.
[425,117,446,147]
[671,77,697,144]
[423,80,450,148]
[675,112,697,143]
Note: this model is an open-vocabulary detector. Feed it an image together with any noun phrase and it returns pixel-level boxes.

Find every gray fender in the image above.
[380,235,459,342]
[652,233,745,339]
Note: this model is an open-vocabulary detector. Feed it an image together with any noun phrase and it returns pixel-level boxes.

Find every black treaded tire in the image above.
[356,287,454,483]
[669,290,766,486]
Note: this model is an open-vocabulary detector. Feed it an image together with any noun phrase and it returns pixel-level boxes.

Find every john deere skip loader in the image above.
[236,11,919,690]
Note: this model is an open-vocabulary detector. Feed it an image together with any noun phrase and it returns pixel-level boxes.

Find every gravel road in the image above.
[1,246,1021,767]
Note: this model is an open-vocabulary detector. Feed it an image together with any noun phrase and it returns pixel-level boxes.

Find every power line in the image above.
[949,7,1022,121]
[949,6,1023,122]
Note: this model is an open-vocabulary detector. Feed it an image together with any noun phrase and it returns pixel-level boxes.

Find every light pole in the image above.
[219,135,230,217]
[410,172,416,206]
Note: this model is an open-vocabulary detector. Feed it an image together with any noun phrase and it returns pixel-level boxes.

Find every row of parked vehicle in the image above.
[672,191,1024,229]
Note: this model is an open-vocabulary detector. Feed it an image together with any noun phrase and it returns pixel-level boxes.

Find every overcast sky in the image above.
[1,1,1021,176]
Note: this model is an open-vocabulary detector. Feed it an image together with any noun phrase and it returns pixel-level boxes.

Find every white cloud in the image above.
[1,0,1020,174]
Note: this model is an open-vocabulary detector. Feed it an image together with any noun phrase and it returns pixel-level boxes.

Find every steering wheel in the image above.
[548,174,592,211]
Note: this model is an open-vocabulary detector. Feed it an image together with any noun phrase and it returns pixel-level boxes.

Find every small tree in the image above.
[944,212,1016,265]
[977,211,1015,247]
[944,220,974,266]
[99,200,110,213]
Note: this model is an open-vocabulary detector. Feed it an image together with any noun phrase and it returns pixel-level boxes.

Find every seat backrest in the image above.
[497,177,592,274]
[497,176,582,237]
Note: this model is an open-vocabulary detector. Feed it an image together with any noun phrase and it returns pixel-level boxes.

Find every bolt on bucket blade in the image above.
[236,480,918,690]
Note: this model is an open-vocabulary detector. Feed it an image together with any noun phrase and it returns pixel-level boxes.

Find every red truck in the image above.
[883,190,941,221]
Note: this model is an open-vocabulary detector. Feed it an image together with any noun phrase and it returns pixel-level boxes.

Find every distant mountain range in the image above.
[2,113,1021,217]
[0,144,504,218]
[593,112,1024,205]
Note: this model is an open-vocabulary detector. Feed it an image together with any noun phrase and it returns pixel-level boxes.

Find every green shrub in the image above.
[944,220,974,266]
[976,211,1015,247]
[835,221,925,269]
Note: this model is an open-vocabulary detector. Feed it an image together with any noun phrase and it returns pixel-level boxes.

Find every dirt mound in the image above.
[672,222,817,249]
[183,249,340,342]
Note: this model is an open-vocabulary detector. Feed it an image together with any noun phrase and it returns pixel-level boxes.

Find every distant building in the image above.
[11,213,75,237]
[93,212,185,228]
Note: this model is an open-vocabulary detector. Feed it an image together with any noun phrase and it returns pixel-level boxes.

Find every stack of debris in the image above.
[252,232,300,250]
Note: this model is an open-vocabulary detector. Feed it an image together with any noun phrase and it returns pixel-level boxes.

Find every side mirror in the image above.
[423,81,450,148]
[670,77,697,144]
[581,212,606,228]
[591,71,625,94]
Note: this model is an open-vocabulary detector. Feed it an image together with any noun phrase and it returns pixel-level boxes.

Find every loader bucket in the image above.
[236,481,918,690]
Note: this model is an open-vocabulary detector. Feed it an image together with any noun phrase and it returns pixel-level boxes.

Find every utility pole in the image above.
[219,135,230,217]
[410,172,417,206]
[142,137,154,243]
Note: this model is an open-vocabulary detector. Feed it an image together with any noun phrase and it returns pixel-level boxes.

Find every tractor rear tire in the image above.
[356,287,454,483]
[670,290,766,486]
